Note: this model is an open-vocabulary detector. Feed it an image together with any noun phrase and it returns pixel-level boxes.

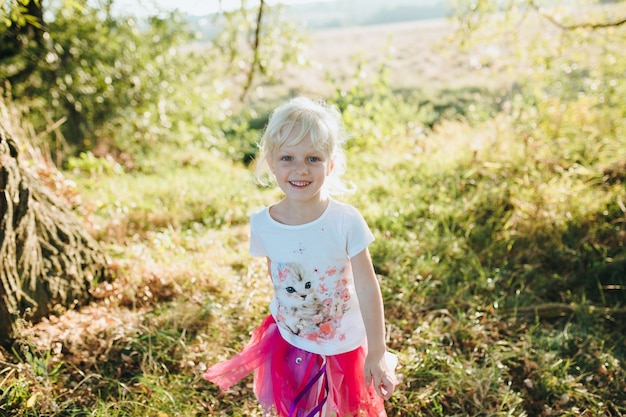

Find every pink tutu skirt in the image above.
[203,315,387,416]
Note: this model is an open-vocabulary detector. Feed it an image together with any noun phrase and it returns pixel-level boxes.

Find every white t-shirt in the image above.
[250,199,375,355]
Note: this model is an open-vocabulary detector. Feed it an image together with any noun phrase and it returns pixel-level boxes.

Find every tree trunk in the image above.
[0,113,109,345]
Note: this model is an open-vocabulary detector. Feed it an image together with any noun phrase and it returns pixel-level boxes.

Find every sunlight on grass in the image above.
[3,21,626,417]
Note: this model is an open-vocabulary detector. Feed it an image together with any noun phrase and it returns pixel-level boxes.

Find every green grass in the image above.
[2,48,626,417]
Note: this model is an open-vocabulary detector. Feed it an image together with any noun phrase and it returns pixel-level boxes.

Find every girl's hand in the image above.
[364,352,399,400]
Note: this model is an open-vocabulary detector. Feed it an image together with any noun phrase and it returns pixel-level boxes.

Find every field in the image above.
[265,18,508,96]
[1,12,625,417]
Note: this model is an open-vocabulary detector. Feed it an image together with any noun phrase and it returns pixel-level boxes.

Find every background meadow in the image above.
[1,0,625,415]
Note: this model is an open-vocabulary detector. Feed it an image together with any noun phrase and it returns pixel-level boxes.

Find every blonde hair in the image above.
[255,97,353,196]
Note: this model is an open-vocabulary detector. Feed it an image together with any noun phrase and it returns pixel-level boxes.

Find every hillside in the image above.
[188,0,451,40]
[284,0,449,29]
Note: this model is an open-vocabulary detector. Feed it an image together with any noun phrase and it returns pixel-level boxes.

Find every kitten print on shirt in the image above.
[273,262,352,343]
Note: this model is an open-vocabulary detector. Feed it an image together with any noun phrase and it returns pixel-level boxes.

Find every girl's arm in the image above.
[352,247,398,400]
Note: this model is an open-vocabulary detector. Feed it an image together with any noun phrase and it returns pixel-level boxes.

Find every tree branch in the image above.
[240,0,265,102]
[529,1,626,30]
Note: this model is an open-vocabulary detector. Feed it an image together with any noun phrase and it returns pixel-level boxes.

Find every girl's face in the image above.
[269,135,334,205]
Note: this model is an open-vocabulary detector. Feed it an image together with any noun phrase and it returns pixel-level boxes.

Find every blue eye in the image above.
[281,156,293,161]
[307,156,320,162]
[286,286,295,293]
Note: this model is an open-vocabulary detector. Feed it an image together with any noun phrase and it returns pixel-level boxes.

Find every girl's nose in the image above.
[295,160,308,173]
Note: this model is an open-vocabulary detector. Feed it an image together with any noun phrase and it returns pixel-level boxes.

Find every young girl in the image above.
[203,97,398,416]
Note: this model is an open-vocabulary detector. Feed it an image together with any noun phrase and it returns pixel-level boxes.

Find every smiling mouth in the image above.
[289,181,311,188]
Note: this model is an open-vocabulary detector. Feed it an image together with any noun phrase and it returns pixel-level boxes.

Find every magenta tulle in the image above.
[203,315,386,416]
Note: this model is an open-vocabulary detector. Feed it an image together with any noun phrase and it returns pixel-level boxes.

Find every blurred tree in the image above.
[1,0,195,161]
[447,0,626,124]
[1,0,308,164]
[449,0,625,38]
[0,0,45,85]
[210,0,308,101]
[241,0,266,101]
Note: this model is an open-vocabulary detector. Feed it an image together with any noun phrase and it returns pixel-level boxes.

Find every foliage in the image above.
[1,0,195,157]
[1,1,625,416]
[0,0,308,166]
[0,0,43,28]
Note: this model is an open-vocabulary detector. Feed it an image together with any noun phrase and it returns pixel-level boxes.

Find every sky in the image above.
[115,0,338,17]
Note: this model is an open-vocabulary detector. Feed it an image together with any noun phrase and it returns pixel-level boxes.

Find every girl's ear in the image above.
[326,159,335,176]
